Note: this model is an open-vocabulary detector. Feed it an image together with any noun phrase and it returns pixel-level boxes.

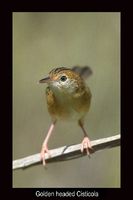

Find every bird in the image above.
[39,66,93,165]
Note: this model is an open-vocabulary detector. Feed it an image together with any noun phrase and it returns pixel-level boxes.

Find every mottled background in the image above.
[13,12,120,187]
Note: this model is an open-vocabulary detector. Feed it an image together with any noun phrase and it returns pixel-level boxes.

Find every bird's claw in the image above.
[40,144,51,166]
[81,137,92,156]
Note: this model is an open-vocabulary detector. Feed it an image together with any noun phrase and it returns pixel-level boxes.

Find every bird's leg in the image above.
[79,120,92,156]
[40,120,57,165]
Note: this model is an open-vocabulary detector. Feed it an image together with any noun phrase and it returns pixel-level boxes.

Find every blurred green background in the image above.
[13,12,120,188]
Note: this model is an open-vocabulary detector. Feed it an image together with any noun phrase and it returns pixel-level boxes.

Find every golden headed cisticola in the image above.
[39,66,93,165]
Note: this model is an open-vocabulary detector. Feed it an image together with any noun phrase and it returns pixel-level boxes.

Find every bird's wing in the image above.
[45,86,57,118]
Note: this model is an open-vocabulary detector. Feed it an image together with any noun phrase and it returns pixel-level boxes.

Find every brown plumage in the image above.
[39,66,93,165]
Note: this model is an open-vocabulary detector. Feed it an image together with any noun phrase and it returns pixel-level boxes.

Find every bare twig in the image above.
[13,134,120,170]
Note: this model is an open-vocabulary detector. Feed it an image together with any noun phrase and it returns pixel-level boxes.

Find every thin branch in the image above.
[13,134,120,170]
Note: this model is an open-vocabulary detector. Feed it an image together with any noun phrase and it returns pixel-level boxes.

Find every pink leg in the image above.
[79,120,92,156]
[40,120,56,165]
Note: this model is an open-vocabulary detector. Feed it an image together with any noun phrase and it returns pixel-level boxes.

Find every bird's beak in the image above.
[39,76,51,83]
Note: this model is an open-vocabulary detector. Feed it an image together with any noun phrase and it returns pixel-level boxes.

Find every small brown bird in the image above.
[39,66,93,165]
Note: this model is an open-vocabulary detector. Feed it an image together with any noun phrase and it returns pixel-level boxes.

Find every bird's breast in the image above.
[45,86,91,121]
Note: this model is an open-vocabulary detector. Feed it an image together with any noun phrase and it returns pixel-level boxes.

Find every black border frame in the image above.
[1,1,128,199]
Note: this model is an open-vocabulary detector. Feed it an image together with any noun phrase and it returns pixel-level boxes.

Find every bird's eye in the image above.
[60,76,67,82]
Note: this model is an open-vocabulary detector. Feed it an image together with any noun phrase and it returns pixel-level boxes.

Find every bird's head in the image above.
[39,66,92,94]
[39,67,82,93]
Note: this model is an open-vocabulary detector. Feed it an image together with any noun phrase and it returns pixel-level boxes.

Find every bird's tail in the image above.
[72,66,93,79]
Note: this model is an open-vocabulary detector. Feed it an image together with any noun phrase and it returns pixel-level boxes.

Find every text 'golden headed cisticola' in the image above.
[39,66,93,165]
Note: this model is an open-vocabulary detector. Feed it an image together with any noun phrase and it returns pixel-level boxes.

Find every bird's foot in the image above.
[40,144,51,166]
[81,137,92,156]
